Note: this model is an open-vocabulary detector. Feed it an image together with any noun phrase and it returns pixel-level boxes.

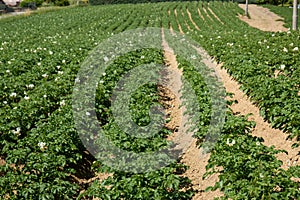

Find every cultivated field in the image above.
[0,1,300,199]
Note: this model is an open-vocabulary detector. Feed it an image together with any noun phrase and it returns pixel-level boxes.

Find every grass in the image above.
[0,5,74,21]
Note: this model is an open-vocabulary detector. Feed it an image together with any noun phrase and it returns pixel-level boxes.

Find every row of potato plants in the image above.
[0,4,137,199]
[160,1,300,199]
[188,1,300,142]
[178,56,300,199]
[79,48,194,199]
[173,0,300,149]
[0,5,130,199]
[77,4,195,199]
[161,16,300,197]
[0,3,197,199]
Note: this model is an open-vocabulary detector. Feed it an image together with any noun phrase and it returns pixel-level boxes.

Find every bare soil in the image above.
[236,4,299,168]
[238,4,288,32]
[197,7,205,21]
[160,30,183,137]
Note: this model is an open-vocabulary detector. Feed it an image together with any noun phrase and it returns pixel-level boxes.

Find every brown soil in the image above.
[181,10,191,31]
[71,152,112,199]
[0,157,5,166]
[161,28,195,154]
[238,4,288,32]
[185,20,191,31]
[160,36,182,135]
[182,141,223,200]
[170,24,174,34]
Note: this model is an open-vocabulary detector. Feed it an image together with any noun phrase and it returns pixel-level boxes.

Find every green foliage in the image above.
[53,0,70,6]
[254,0,289,5]
[81,163,194,199]
[161,2,300,198]
[44,0,70,6]
[89,0,190,6]
[20,0,43,7]
[206,113,300,199]
[177,50,300,199]
[0,4,193,198]
[1,1,300,199]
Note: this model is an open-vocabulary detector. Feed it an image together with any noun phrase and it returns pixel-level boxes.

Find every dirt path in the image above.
[161,28,223,200]
[161,29,184,138]
[202,6,213,22]
[214,63,299,170]
[238,4,288,32]
[234,4,298,168]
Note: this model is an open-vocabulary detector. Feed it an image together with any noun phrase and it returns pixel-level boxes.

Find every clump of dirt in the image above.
[158,85,180,134]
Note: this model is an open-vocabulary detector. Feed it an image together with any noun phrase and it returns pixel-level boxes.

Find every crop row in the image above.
[163,21,300,198]
[180,1,300,142]
[162,1,300,146]
[0,3,195,199]
[161,1,300,199]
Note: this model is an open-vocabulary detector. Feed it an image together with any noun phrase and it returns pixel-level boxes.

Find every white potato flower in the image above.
[12,127,21,135]
[226,138,235,146]
[10,92,17,97]
[27,84,34,89]
[60,100,65,106]
[38,142,46,149]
